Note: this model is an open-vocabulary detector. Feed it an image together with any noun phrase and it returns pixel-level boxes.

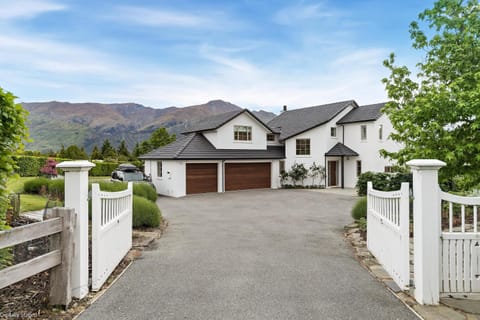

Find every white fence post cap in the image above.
[406,159,446,170]
[57,160,96,172]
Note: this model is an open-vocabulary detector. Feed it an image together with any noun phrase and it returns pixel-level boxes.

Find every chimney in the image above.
[283,105,287,112]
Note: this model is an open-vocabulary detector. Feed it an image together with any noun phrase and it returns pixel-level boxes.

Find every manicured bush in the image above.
[48,179,65,200]
[90,161,119,176]
[356,171,412,196]
[351,197,367,220]
[23,177,50,194]
[97,181,127,192]
[133,183,157,202]
[132,195,161,228]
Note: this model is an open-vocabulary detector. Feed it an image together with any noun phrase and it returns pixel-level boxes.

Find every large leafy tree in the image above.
[101,139,117,160]
[58,144,88,160]
[135,128,175,156]
[0,87,29,226]
[117,139,130,160]
[382,0,480,189]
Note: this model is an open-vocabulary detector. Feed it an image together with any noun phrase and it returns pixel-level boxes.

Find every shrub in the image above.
[96,181,128,192]
[90,161,119,176]
[133,183,157,202]
[351,197,367,220]
[356,171,412,196]
[132,195,161,228]
[24,177,50,194]
[48,179,65,200]
[288,163,308,186]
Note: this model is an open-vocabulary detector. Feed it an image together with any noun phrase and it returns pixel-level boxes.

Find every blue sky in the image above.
[0,0,434,112]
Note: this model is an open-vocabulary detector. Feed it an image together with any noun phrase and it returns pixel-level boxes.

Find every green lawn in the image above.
[6,175,108,213]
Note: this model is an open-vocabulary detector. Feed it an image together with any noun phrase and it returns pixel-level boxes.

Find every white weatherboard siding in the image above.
[283,106,353,186]
[342,114,401,188]
[203,112,269,150]
[145,160,186,197]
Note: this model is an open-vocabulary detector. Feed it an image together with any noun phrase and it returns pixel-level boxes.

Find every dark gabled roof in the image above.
[182,109,273,134]
[139,133,285,160]
[268,100,357,140]
[325,143,359,157]
[336,102,385,124]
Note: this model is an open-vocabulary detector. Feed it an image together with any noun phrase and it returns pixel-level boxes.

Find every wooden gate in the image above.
[439,191,480,295]
[367,181,410,290]
[91,182,133,291]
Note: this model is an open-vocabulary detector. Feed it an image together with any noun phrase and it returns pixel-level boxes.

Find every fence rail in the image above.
[367,181,410,290]
[0,207,75,306]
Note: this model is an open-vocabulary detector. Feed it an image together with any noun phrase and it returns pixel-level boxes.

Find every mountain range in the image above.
[21,100,277,153]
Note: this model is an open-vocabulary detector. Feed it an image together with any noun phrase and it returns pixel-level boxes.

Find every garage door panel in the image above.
[186,163,217,194]
[225,163,271,191]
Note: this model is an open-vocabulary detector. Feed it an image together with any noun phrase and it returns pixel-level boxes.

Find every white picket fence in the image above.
[367,181,410,290]
[439,191,480,295]
[91,182,133,291]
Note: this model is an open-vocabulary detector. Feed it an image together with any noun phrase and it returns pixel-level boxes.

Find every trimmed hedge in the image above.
[356,171,412,196]
[132,195,161,228]
[13,155,121,177]
[24,177,50,194]
[90,161,119,176]
[48,179,65,200]
[351,197,367,220]
[133,183,157,202]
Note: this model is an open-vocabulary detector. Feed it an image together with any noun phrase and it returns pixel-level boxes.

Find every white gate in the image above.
[439,191,480,295]
[367,181,410,290]
[91,182,133,291]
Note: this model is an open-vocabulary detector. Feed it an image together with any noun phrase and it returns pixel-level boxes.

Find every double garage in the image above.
[186,162,271,194]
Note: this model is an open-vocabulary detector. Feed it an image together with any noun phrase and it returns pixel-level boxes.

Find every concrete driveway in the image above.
[80,189,418,320]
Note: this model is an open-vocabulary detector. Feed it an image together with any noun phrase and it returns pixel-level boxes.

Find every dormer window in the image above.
[267,134,275,141]
[234,125,252,141]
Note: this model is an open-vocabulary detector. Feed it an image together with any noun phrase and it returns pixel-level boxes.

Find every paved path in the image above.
[80,189,418,320]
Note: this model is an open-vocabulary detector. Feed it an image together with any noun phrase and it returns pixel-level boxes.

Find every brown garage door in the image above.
[225,163,271,191]
[186,163,218,194]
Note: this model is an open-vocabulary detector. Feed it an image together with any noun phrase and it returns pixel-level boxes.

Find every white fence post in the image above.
[57,160,95,299]
[407,159,446,305]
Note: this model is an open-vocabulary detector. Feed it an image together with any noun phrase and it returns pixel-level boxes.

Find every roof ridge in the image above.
[281,100,356,114]
[173,133,197,158]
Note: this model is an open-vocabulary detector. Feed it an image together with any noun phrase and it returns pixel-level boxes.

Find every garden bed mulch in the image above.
[0,217,168,320]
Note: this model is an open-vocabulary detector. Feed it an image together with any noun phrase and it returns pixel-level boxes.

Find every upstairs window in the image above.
[378,124,383,140]
[267,133,275,141]
[361,125,367,141]
[296,139,310,156]
[157,161,162,178]
[234,125,252,141]
[330,127,337,137]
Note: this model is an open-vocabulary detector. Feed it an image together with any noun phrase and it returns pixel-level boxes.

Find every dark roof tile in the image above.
[337,102,385,124]
[268,100,357,140]
[325,143,359,156]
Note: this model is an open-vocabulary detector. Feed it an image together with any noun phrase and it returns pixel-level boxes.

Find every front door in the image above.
[328,161,337,186]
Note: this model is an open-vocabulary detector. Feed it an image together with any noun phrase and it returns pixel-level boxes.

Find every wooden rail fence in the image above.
[0,207,75,307]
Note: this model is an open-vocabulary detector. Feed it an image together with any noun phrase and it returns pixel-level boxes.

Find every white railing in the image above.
[367,181,410,290]
[91,182,133,291]
[439,191,480,294]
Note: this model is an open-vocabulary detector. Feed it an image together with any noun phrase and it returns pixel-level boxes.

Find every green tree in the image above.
[0,87,29,227]
[135,128,176,156]
[90,145,102,160]
[59,144,88,160]
[382,0,480,190]
[117,140,130,159]
[101,139,117,160]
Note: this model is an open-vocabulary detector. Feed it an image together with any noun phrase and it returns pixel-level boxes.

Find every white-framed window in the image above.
[384,166,393,173]
[157,161,162,178]
[356,160,362,177]
[267,133,275,141]
[234,125,252,141]
[330,127,337,137]
[279,160,285,173]
[296,139,310,156]
[378,124,383,140]
[361,125,367,141]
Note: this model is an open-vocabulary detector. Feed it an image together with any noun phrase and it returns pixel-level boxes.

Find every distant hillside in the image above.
[22,100,276,153]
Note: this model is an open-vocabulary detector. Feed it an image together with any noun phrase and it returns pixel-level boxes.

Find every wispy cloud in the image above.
[0,0,66,19]
[114,6,210,28]
[274,1,343,25]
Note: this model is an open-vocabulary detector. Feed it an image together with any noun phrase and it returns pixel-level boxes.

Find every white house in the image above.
[140,100,401,197]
